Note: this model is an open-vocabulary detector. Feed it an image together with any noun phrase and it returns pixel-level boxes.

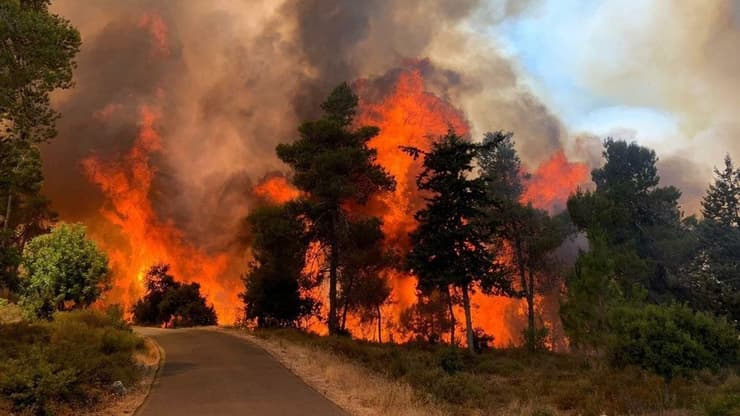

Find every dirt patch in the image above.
[219,328,449,416]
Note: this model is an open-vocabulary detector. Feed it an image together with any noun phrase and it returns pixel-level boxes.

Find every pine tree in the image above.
[405,131,510,353]
[276,83,395,334]
[694,155,740,325]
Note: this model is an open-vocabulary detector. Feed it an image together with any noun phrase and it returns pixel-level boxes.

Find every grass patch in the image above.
[0,307,145,415]
[255,328,740,416]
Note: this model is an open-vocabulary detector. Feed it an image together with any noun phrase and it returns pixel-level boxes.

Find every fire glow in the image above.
[249,66,589,346]
[82,106,242,324]
[78,45,588,342]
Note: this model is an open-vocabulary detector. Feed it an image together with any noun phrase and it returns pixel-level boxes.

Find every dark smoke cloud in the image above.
[45,0,569,253]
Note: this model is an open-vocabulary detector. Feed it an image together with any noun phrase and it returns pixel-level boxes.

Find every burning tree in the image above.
[404,131,512,353]
[276,83,395,335]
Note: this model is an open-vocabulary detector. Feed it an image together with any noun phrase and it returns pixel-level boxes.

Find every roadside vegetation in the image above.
[0,307,147,415]
[255,328,739,416]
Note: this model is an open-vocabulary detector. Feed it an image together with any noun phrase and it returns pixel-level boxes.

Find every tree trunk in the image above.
[446,286,456,345]
[328,212,339,335]
[461,283,475,353]
[3,191,11,231]
[526,268,536,351]
[376,304,382,343]
[515,237,535,351]
[340,273,356,332]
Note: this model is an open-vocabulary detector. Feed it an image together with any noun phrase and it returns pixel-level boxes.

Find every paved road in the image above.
[134,327,346,416]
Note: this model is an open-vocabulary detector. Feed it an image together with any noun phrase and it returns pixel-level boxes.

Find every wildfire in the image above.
[253,176,301,204]
[522,150,589,213]
[351,65,588,346]
[82,106,242,324]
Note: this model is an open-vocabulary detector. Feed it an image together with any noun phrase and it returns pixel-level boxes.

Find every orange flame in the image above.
[522,150,589,213]
[82,106,242,324]
[253,176,301,204]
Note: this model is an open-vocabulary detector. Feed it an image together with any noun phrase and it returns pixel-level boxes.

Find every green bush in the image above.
[20,223,110,319]
[607,303,740,383]
[0,309,144,414]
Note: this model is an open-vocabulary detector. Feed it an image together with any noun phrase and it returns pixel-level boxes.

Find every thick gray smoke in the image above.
[45,0,566,252]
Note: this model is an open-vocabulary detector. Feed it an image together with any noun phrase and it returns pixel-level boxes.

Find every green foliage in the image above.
[0,0,81,143]
[20,223,110,318]
[406,131,512,351]
[338,217,394,333]
[479,131,567,351]
[691,155,740,325]
[240,204,317,328]
[132,263,217,327]
[560,234,626,351]
[607,303,739,383]
[276,82,395,334]
[0,309,144,414]
[567,139,692,302]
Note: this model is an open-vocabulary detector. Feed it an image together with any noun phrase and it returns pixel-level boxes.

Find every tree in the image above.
[479,132,565,350]
[20,223,110,318]
[567,139,690,301]
[276,83,395,334]
[240,204,318,328]
[607,303,739,402]
[337,217,394,339]
[691,155,740,325]
[560,234,628,352]
[132,263,217,327]
[0,0,79,290]
[0,0,81,144]
[405,131,511,353]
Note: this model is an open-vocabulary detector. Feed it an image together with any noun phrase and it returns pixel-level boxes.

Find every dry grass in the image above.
[220,327,451,416]
[230,328,740,416]
[0,300,24,324]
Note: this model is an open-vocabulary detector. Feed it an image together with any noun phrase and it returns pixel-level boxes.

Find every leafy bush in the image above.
[0,309,144,414]
[607,303,739,383]
[20,223,110,318]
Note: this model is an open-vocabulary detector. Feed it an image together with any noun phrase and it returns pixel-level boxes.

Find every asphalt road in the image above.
[134,327,346,416]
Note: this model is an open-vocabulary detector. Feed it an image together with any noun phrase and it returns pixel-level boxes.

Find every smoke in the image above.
[44,0,568,252]
[574,0,740,183]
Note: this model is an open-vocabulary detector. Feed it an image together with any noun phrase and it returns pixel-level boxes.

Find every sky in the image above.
[472,0,740,213]
[47,0,740,220]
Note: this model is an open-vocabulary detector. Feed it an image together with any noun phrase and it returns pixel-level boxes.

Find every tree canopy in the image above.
[20,223,110,318]
[276,82,395,334]
[406,131,511,352]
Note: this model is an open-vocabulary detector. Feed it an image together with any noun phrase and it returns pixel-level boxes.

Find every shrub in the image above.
[607,303,739,384]
[20,223,110,319]
[0,310,144,414]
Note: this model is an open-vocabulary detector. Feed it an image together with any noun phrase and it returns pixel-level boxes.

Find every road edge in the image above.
[132,336,165,416]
